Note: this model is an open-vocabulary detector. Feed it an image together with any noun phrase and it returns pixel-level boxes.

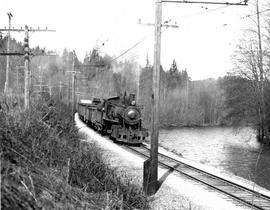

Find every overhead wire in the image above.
[109,33,152,63]
[180,5,230,18]
[216,7,270,29]
[98,0,270,64]
[178,0,247,19]
[108,20,176,63]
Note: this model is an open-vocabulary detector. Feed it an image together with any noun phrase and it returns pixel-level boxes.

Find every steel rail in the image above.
[125,144,270,210]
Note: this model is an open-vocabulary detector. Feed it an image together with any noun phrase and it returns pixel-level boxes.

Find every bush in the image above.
[1,95,148,209]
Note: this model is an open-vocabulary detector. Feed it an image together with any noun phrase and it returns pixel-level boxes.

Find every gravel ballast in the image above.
[75,113,259,209]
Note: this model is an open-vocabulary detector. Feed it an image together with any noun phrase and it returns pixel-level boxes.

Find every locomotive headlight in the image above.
[124,107,141,124]
[131,100,136,106]
[127,109,136,119]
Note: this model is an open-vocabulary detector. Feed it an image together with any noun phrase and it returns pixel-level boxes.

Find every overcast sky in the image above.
[0,0,265,80]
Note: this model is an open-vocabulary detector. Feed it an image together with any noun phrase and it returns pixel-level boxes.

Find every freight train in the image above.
[78,93,148,145]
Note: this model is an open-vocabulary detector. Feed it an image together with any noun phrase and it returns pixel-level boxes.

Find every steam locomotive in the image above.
[78,93,148,145]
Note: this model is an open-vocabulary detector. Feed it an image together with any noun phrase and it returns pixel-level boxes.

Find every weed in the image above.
[1,95,148,209]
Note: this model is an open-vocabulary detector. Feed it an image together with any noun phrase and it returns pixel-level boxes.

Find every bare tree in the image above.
[229,0,270,141]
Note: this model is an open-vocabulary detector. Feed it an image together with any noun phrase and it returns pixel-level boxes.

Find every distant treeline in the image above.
[139,62,225,128]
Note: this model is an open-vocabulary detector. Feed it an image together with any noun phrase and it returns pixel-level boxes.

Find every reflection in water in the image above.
[225,145,270,190]
[159,127,270,190]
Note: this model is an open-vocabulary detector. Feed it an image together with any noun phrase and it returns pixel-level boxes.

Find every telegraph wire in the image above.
[109,34,152,63]
[109,19,176,63]
[180,5,230,18]
[108,3,270,64]
[217,7,270,28]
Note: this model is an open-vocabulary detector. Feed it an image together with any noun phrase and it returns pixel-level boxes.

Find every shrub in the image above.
[1,95,148,209]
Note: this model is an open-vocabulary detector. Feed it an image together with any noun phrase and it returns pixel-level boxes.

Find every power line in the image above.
[162,0,248,5]
[109,20,177,63]
[215,7,270,29]
[180,5,230,18]
[109,33,152,63]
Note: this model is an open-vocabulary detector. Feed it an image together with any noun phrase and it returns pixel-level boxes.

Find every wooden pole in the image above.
[71,51,76,121]
[68,77,71,106]
[16,66,19,94]
[4,13,12,94]
[143,0,162,196]
[256,0,266,140]
[24,25,30,110]
[49,81,52,97]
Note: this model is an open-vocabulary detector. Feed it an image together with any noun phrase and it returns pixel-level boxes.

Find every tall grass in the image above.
[1,95,148,209]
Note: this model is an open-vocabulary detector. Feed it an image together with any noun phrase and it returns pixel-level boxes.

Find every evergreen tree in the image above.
[169,59,178,74]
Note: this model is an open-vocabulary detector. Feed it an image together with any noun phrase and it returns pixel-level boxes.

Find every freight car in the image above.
[78,93,148,145]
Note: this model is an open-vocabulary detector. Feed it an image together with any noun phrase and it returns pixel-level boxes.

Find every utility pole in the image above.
[136,73,140,103]
[139,14,179,196]
[33,65,49,95]
[67,51,80,121]
[4,12,12,94]
[0,25,55,110]
[255,0,266,140]
[143,0,247,196]
[72,52,76,119]
[67,51,76,121]
[24,26,30,110]
[143,0,162,196]
[17,66,19,93]
[58,81,64,99]
[150,0,162,195]
[68,78,71,105]
[67,52,105,121]
[186,76,189,109]
[48,81,53,97]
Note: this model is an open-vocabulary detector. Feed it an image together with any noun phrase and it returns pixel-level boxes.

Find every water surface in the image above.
[159,127,270,190]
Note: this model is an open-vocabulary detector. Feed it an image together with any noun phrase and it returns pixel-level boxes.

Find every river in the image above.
[159,126,270,191]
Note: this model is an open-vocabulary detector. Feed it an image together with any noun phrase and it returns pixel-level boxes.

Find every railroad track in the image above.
[125,144,270,210]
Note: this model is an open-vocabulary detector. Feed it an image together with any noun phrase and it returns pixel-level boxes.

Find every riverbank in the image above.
[158,126,270,191]
[159,123,270,147]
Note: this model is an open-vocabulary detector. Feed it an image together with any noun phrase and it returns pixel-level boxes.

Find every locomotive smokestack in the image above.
[130,93,135,101]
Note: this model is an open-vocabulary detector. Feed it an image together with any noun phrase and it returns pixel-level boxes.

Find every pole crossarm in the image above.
[74,64,106,68]
[0,28,56,32]
[0,52,57,56]
[0,52,24,56]
[67,71,81,74]
[32,53,57,57]
[33,84,48,87]
[138,19,179,28]
[0,28,24,32]
[28,29,56,32]
[140,23,179,28]
[161,0,248,5]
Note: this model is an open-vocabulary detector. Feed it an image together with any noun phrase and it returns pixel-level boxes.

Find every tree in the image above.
[223,0,270,142]
[169,59,178,74]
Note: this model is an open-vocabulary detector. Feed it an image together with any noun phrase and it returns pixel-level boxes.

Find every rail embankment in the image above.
[0,96,148,209]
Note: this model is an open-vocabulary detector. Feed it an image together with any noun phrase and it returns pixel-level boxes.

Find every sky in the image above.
[0,0,266,80]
